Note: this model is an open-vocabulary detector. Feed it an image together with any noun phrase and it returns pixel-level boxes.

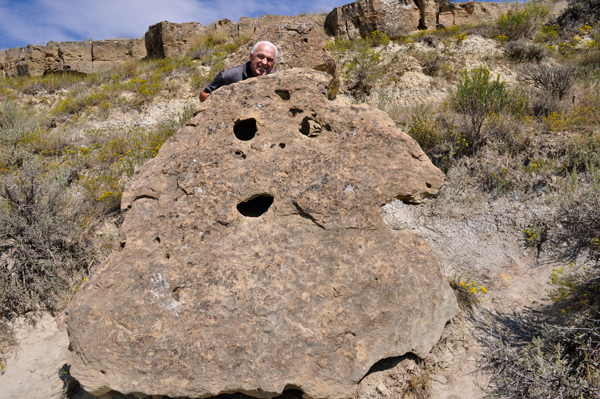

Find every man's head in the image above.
[249,41,278,77]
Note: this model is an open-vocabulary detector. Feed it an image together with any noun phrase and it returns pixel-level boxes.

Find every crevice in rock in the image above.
[414,0,427,30]
[395,195,421,205]
[131,194,159,204]
[234,118,257,141]
[237,194,274,217]
[293,201,325,229]
[359,353,421,384]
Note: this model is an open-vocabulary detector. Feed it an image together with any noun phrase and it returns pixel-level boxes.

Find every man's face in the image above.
[249,44,276,77]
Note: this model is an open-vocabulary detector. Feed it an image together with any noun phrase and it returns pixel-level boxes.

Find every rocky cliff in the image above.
[1,1,517,79]
[325,0,508,39]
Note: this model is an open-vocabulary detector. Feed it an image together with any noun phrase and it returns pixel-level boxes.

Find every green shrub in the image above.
[481,333,600,398]
[0,100,39,171]
[555,0,600,34]
[450,68,508,149]
[407,108,444,154]
[520,63,575,100]
[344,44,384,101]
[449,276,488,310]
[495,3,550,41]
[505,40,546,62]
[565,131,600,172]
[531,91,562,117]
[0,161,91,320]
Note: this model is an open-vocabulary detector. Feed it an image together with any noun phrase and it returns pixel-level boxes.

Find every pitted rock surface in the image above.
[66,69,457,399]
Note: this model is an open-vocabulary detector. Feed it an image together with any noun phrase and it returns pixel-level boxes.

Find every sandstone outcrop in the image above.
[92,39,147,71]
[66,69,457,399]
[438,1,506,29]
[226,17,339,99]
[325,0,511,39]
[325,0,439,39]
[0,39,146,78]
[145,21,206,59]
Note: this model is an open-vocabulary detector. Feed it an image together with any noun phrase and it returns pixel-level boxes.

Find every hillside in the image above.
[1,0,599,397]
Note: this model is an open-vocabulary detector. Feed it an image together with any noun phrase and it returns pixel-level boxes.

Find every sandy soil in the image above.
[1,314,69,399]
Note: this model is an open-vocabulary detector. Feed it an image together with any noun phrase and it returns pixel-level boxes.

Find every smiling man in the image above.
[199,41,278,102]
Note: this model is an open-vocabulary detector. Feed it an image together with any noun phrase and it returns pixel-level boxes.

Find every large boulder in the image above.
[226,17,339,99]
[145,21,206,59]
[325,0,438,40]
[66,69,457,399]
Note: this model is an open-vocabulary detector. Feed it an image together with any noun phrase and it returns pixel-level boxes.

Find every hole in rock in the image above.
[120,241,126,249]
[237,194,274,217]
[303,38,308,43]
[279,143,286,149]
[275,89,291,100]
[289,107,303,117]
[299,116,322,138]
[234,150,246,159]
[426,182,432,188]
[165,253,171,261]
[155,236,161,243]
[234,118,257,141]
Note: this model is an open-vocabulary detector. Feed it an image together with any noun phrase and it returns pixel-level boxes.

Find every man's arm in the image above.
[200,71,225,103]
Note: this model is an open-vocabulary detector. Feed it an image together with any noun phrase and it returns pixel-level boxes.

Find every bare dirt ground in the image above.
[1,314,69,399]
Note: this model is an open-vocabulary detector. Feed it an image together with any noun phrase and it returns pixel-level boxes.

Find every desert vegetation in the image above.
[0,30,249,372]
[327,0,600,396]
[1,0,600,396]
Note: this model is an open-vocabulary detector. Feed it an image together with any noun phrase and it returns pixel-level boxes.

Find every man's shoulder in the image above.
[220,63,250,82]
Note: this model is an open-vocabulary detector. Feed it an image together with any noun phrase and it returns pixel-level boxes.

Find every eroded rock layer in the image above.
[66,69,457,399]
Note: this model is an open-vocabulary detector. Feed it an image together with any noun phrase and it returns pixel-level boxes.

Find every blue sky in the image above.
[0,0,355,50]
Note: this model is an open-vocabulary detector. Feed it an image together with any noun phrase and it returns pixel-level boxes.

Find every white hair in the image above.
[251,41,278,62]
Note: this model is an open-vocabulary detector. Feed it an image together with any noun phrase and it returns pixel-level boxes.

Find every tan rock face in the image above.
[92,39,146,71]
[325,0,508,38]
[438,1,506,29]
[145,21,206,59]
[226,17,339,99]
[66,69,457,399]
[0,39,147,77]
[59,41,93,74]
[325,0,433,40]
